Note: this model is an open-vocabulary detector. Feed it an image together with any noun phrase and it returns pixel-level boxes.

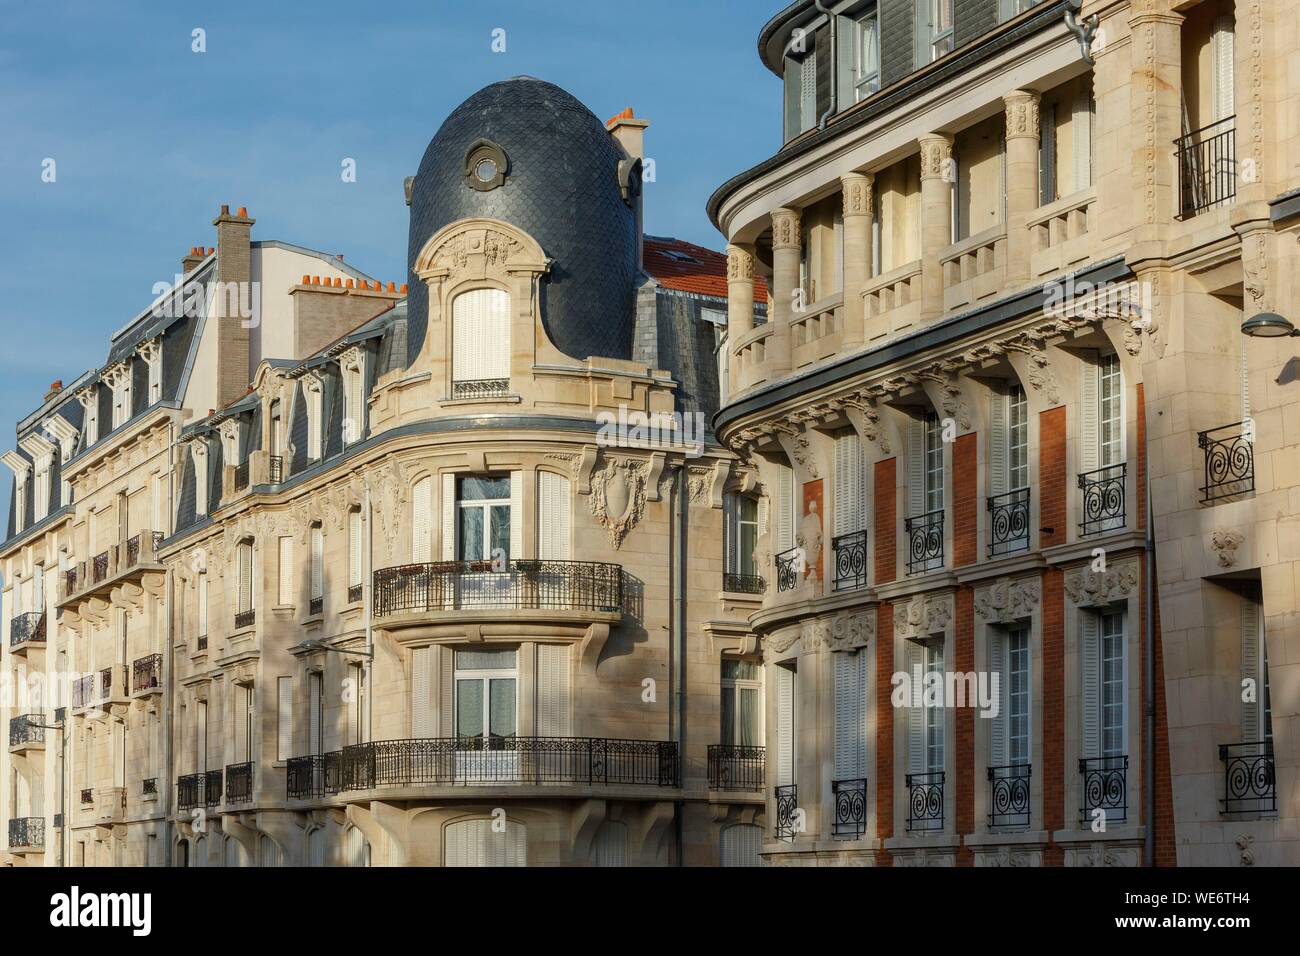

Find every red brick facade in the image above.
[1042,568,1065,865]
[954,586,975,865]
[874,458,897,585]
[875,601,894,865]
[1039,406,1067,550]
[952,433,978,567]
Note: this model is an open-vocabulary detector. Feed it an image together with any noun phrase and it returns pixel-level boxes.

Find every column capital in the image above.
[771,207,801,249]
[917,133,954,182]
[1003,90,1041,140]
[840,172,875,218]
[727,244,756,284]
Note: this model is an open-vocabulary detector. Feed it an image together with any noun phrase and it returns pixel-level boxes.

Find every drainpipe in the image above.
[164,415,177,864]
[672,463,688,865]
[1143,463,1155,867]
[814,1,837,130]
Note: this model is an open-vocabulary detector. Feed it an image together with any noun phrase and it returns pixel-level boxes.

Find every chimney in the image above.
[182,246,207,275]
[212,204,256,408]
[44,380,63,403]
[607,108,649,271]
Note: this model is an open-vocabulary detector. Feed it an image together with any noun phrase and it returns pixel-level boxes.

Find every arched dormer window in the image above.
[451,289,511,400]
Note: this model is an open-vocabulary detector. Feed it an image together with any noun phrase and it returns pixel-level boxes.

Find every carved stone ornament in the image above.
[974,576,1041,625]
[727,245,755,283]
[369,460,410,562]
[1211,529,1245,569]
[763,627,802,662]
[413,218,547,286]
[824,610,874,652]
[1064,561,1140,608]
[588,457,648,549]
[894,593,954,639]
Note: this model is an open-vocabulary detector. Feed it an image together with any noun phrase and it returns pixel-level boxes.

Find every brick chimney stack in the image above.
[212,204,256,408]
[44,380,63,403]
[182,246,210,276]
[607,108,649,271]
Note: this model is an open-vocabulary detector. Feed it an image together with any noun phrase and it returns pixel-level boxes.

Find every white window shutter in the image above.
[989,388,1008,497]
[834,651,867,779]
[834,431,865,536]
[1081,613,1101,758]
[800,50,817,130]
[310,527,324,600]
[439,645,455,736]
[724,493,738,573]
[1212,16,1235,123]
[537,472,571,560]
[907,418,926,517]
[198,575,208,636]
[590,821,627,867]
[412,647,435,738]
[445,818,526,867]
[1072,89,1093,191]
[907,641,926,774]
[1241,601,1261,741]
[308,673,322,755]
[536,643,571,737]
[238,544,253,612]
[277,677,293,761]
[720,823,762,867]
[278,537,294,606]
[453,289,511,384]
[775,467,794,553]
[349,511,363,587]
[346,368,363,443]
[411,477,432,564]
[1079,355,1100,474]
[775,665,794,786]
[441,473,456,561]
[234,684,250,762]
[196,701,208,772]
[509,470,523,561]
[989,629,1007,766]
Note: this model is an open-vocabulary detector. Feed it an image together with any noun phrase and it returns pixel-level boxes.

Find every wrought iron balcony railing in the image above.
[226,762,253,803]
[348,583,363,604]
[722,572,766,595]
[1219,741,1275,815]
[196,633,208,652]
[706,744,765,792]
[287,752,342,800]
[373,561,623,617]
[988,763,1031,828]
[9,714,45,748]
[92,548,113,584]
[309,596,324,616]
[775,784,798,841]
[234,460,250,493]
[452,378,511,400]
[832,530,868,592]
[132,653,162,693]
[338,736,679,790]
[987,488,1031,557]
[905,509,944,575]
[72,675,95,709]
[235,608,256,629]
[832,777,867,837]
[9,612,46,647]
[176,773,203,811]
[205,769,223,808]
[98,666,115,700]
[269,455,284,484]
[1176,116,1236,219]
[1199,423,1254,504]
[775,547,802,593]
[79,789,93,805]
[142,778,157,796]
[8,817,43,850]
[906,771,945,832]
[1079,755,1128,825]
[1078,463,1126,536]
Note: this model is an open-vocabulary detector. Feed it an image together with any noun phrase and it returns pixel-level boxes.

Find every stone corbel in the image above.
[1003,336,1062,408]
[839,394,894,457]
[575,445,599,495]
[645,452,666,503]
[707,458,731,510]
[579,622,611,671]
[142,571,167,601]
[772,422,819,482]
[84,595,113,628]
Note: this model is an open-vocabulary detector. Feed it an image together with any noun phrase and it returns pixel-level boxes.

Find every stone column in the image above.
[1128,3,1183,237]
[726,243,756,341]
[1003,90,1041,287]
[918,134,954,324]
[840,172,874,344]
[769,206,801,378]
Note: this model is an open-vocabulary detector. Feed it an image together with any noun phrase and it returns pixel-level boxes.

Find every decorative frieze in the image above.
[894,592,954,640]
[973,576,1041,625]
[1064,560,1140,609]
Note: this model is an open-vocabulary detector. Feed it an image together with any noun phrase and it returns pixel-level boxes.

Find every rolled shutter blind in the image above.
[234,684,249,762]
[453,289,511,384]
[1039,102,1056,205]
[311,527,324,599]
[590,821,628,867]
[989,388,1008,497]
[907,640,925,774]
[411,477,431,564]
[776,467,794,553]
[1212,16,1235,123]
[509,471,523,561]
[834,651,867,779]
[537,472,571,560]
[278,537,294,606]
[349,511,363,587]
[536,643,572,737]
[907,418,925,517]
[721,823,762,867]
[277,677,293,761]
[1072,90,1092,192]
[439,645,455,736]
[1081,613,1101,758]
[238,544,252,612]
[412,647,434,738]
[1241,600,1260,741]
[834,431,864,535]
[441,473,456,561]
[1079,354,1100,474]
[308,673,322,755]
[989,629,1007,766]
[723,494,738,574]
[776,665,794,785]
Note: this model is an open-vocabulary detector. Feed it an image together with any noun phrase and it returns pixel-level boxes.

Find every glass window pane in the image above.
[459,507,484,561]
[721,686,736,744]
[456,680,484,738]
[456,648,517,670]
[490,505,511,560]
[459,476,510,501]
[738,688,759,746]
[489,679,516,738]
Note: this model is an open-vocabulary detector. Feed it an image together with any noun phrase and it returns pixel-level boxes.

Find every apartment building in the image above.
[709,0,1298,865]
[2,77,770,867]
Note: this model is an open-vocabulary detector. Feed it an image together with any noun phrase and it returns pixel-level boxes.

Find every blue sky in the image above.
[0,0,778,520]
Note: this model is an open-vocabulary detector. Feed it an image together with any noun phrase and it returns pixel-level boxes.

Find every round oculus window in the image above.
[474,158,498,183]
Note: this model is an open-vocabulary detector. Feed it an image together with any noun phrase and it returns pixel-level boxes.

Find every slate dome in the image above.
[406,77,639,363]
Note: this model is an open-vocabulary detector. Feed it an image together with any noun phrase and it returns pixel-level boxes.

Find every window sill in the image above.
[439,393,522,408]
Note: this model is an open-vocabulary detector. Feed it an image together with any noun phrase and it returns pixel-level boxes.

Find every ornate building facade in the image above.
[2,78,769,867]
[710,0,1298,865]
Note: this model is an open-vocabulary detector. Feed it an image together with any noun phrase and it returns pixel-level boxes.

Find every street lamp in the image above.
[292,638,373,659]
[1241,311,1299,338]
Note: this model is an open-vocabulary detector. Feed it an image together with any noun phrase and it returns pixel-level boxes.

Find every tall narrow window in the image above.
[925,641,945,772]
[774,663,796,786]
[456,476,512,562]
[309,672,324,755]
[922,0,955,63]
[277,537,294,606]
[833,651,868,781]
[411,477,432,564]
[277,677,293,762]
[197,572,209,641]
[305,375,324,461]
[454,648,517,742]
[1099,611,1125,756]
[536,471,571,561]
[196,700,208,773]
[236,540,254,615]
[721,658,762,747]
[853,10,880,102]
[1006,626,1030,765]
[1008,385,1028,490]
[310,525,324,607]
[725,494,761,581]
[348,509,363,597]
[833,430,866,536]
[1098,353,1123,467]
[452,289,511,400]
[924,411,944,513]
[269,400,282,457]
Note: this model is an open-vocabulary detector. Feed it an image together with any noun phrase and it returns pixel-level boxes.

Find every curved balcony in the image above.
[59,530,165,608]
[336,736,679,798]
[8,715,46,753]
[9,612,46,654]
[372,560,624,633]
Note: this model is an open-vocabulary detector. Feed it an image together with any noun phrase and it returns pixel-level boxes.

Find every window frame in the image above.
[720,658,763,747]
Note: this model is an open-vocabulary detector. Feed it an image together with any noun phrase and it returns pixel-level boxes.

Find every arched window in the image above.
[452,289,511,399]
[720,823,762,867]
[445,818,526,867]
[589,821,628,867]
